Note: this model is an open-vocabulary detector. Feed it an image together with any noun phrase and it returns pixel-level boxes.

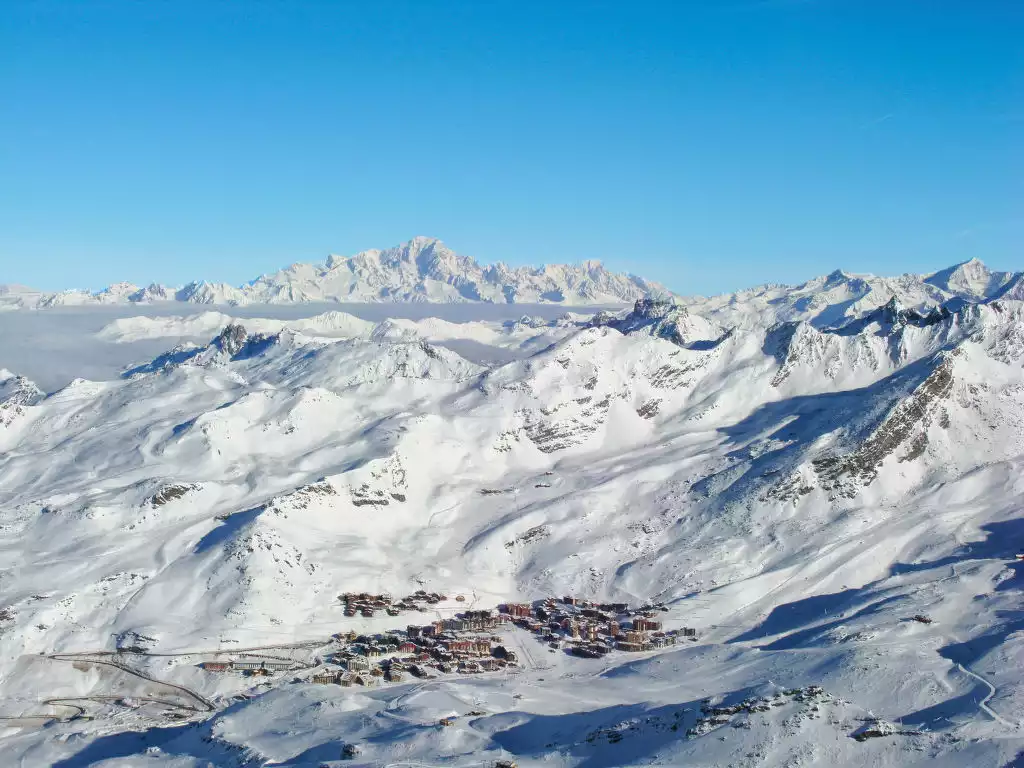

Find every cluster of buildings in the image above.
[407,609,505,636]
[502,596,696,657]
[338,589,467,618]
[200,595,699,689]
[302,610,519,686]
[200,659,296,676]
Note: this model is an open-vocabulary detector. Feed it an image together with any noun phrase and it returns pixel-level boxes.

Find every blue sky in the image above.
[1,1,1020,296]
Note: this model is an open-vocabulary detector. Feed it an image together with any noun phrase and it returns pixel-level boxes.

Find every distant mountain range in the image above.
[676,257,1024,332]
[0,237,671,308]
[1,238,1017,323]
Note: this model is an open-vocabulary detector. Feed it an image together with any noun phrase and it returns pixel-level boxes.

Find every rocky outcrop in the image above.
[0,371,44,407]
[812,356,955,494]
[215,323,249,356]
[148,483,200,508]
[349,455,408,507]
[594,297,726,348]
[0,370,44,427]
[519,395,614,454]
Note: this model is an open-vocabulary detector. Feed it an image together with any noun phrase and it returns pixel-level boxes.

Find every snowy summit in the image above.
[4,237,672,308]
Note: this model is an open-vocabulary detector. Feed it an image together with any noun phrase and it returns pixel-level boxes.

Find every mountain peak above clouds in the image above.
[0,238,1018,319]
[10,237,664,308]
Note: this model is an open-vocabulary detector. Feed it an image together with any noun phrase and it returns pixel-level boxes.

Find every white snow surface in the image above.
[1,271,1024,766]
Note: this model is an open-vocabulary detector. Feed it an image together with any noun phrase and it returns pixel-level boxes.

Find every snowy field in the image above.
[2,265,1024,767]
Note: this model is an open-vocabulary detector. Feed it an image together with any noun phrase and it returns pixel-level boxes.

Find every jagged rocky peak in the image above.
[632,296,682,321]
[10,243,1022,313]
[824,294,960,338]
[408,237,470,278]
[0,370,44,428]
[878,296,952,329]
[590,296,686,330]
[215,323,249,356]
[880,296,905,324]
[207,322,291,363]
[133,283,175,302]
[588,309,620,327]
[0,369,44,405]
[328,235,456,272]
[596,295,725,348]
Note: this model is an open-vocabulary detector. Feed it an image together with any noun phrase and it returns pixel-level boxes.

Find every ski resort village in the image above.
[196,594,693,687]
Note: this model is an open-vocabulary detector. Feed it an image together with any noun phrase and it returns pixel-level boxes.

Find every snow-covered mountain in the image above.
[685,256,1021,330]
[2,277,1024,766]
[4,238,1018,316]
[6,237,671,308]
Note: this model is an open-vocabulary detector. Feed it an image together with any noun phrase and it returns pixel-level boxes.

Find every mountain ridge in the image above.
[5,237,671,309]
[2,237,1014,315]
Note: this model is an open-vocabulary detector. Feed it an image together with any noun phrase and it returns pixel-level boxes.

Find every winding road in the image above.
[48,652,215,712]
[952,660,1018,730]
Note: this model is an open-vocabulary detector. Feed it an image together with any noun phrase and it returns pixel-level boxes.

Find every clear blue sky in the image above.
[1,1,1020,296]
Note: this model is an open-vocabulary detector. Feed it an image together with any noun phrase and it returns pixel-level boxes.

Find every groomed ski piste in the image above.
[1,255,1024,767]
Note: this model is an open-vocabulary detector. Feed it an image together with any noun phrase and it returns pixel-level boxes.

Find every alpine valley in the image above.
[1,247,1023,767]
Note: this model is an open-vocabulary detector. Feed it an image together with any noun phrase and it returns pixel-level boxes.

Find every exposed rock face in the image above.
[850,717,917,742]
[505,525,550,549]
[594,297,726,348]
[215,323,249,357]
[519,396,614,454]
[768,322,886,387]
[265,480,339,518]
[0,370,44,427]
[148,483,200,507]
[349,455,408,507]
[0,371,44,407]
[637,399,662,419]
[812,357,955,494]
[876,297,951,328]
